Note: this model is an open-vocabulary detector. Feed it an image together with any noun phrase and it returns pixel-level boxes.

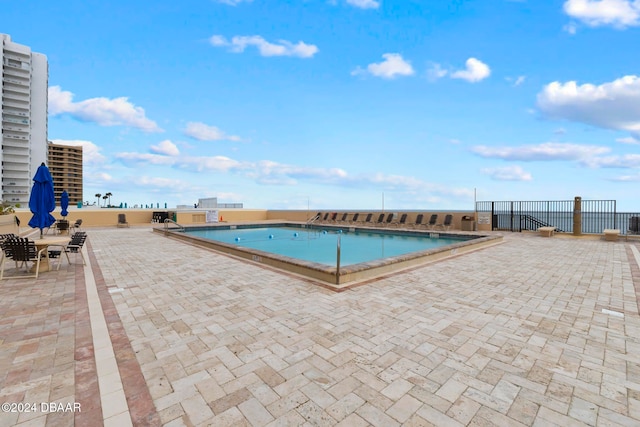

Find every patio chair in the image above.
[56,219,70,234]
[0,233,17,242]
[361,213,373,225]
[426,214,438,230]
[374,213,385,226]
[73,219,83,232]
[337,213,349,223]
[48,232,87,270]
[117,214,129,228]
[0,237,45,280]
[436,214,453,231]
[329,212,338,223]
[349,213,360,224]
[383,213,395,226]
[391,213,408,227]
[410,214,424,228]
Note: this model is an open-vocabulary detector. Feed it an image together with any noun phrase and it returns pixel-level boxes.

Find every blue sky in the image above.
[5,0,640,210]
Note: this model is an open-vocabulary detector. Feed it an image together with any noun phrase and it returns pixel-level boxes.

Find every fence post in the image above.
[573,196,582,236]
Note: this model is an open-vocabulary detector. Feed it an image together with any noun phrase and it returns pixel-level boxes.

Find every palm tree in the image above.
[102,195,108,207]
[105,192,113,207]
[95,193,101,206]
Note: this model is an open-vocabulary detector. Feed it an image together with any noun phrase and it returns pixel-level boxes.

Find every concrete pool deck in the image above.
[1,227,640,426]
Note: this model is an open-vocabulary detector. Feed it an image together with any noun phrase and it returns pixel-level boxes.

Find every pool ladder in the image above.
[163,218,185,234]
[306,213,321,224]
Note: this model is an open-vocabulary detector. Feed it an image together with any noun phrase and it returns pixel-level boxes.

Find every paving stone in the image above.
[4,228,640,426]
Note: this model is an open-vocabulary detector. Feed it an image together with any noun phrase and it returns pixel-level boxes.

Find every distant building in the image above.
[48,142,83,205]
[1,33,48,205]
[197,197,243,209]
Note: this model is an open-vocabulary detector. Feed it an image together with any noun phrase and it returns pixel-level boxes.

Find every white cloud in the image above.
[115,147,472,200]
[48,86,162,132]
[537,75,640,137]
[354,53,414,79]
[563,0,640,28]
[346,0,380,9]
[427,58,491,83]
[451,58,491,83]
[150,140,180,156]
[426,63,448,81]
[610,172,640,181]
[507,76,527,87]
[471,142,610,161]
[582,153,640,168]
[210,35,318,58]
[49,139,107,165]
[617,136,640,144]
[481,165,533,181]
[183,122,242,141]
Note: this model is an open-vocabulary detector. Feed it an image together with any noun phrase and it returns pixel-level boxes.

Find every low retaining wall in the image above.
[13,209,478,230]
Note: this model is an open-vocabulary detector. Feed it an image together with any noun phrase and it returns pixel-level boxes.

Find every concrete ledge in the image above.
[538,226,556,237]
[603,229,620,241]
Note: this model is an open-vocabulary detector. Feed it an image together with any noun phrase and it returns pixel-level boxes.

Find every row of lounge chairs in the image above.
[310,212,453,230]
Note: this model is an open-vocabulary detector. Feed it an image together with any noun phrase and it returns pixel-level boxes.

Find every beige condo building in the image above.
[48,142,83,205]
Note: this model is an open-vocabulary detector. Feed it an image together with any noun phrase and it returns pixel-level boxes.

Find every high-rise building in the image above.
[48,142,83,205]
[1,33,48,206]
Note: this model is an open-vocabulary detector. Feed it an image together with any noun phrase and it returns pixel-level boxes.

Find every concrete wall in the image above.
[13,209,476,230]
[0,214,19,235]
[271,210,476,230]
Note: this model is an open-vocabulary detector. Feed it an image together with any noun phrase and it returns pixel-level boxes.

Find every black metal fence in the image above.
[476,199,640,235]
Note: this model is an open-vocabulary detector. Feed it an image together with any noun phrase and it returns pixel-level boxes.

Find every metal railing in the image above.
[163,218,185,233]
[306,212,321,224]
[476,199,640,235]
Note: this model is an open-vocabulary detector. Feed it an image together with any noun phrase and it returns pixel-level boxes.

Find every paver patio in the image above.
[1,227,640,426]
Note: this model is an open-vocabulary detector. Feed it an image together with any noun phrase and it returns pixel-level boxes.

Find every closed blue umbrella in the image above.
[60,190,69,217]
[28,162,56,238]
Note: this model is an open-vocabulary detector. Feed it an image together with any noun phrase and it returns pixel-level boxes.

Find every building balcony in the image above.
[2,108,28,117]
[3,133,29,141]
[1,172,29,181]
[1,148,29,157]
[4,61,30,70]
[1,124,29,133]
[3,53,30,63]
[2,116,29,125]
[3,84,30,95]
[2,66,29,77]
[2,138,29,152]
[1,99,29,109]
[2,77,29,87]
[2,91,29,101]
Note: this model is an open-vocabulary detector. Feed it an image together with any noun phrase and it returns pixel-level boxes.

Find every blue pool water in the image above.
[185,226,469,266]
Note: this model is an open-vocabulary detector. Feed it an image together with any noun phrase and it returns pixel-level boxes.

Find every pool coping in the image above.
[154,222,503,289]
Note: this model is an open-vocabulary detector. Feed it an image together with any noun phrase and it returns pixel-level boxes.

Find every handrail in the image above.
[306,214,321,224]
[163,218,185,232]
[520,215,563,232]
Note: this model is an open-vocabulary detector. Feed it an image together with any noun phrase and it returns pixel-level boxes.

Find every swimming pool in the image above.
[158,223,502,289]
[185,226,469,266]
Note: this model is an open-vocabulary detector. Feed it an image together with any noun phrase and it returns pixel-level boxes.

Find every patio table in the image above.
[31,235,71,272]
